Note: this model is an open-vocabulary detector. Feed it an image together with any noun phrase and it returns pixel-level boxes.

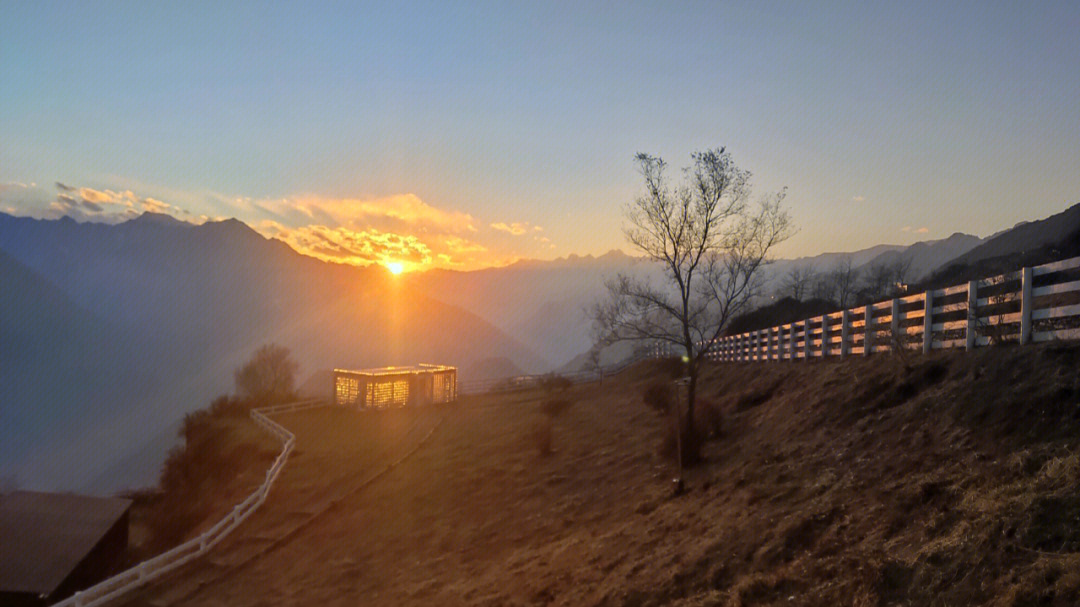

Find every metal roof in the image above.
[333,364,455,377]
[0,491,132,596]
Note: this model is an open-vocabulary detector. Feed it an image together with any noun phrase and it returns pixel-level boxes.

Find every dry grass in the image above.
[121,342,1080,606]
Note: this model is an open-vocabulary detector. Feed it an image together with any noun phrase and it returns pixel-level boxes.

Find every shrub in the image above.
[697,398,723,439]
[208,394,251,417]
[643,381,675,415]
[540,374,573,394]
[657,356,687,379]
[532,419,553,456]
[540,398,573,418]
[659,422,704,467]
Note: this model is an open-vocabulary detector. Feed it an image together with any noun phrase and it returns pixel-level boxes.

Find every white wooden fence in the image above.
[707,255,1080,362]
[53,398,324,607]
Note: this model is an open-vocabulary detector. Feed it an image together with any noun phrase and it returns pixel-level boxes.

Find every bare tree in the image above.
[890,256,915,293]
[585,344,604,385]
[779,264,816,301]
[828,256,860,308]
[811,274,834,302]
[591,148,792,445]
[862,260,896,301]
[234,343,299,405]
[863,256,916,301]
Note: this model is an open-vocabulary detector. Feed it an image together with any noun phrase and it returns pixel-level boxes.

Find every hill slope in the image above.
[121,342,1080,606]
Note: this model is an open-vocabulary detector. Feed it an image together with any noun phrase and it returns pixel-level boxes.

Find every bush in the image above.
[540,374,573,394]
[643,381,675,415]
[208,394,251,417]
[657,356,687,379]
[234,343,298,405]
[697,398,723,438]
[532,419,553,456]
[656,399,721,466]
[659,422,704,467]
[541,398,573,418]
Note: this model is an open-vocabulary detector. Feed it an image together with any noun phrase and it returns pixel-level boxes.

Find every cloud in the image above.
[141,197,174,214]
[259,221,432,268]
[916,227,929,234]
[901,225,930,234]
[258,193,478,236]
[244,194,494,269]
[491,221,542,236]
[5,180,546,271]
[852,196,865,202]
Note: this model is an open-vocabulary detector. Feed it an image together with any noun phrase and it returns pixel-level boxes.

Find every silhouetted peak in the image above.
[195,216,261,239]
[128,212,188,227]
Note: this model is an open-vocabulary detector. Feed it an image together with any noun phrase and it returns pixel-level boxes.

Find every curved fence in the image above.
[708,256,1080,362]
[53,398,325,607]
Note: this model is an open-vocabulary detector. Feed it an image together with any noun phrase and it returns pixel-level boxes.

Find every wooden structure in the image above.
[333,364,457,409]
[707,255,1080,362]
[0,491,131,606]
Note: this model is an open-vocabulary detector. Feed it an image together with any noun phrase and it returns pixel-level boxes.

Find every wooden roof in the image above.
[333,364,455,377]
[0,491,131,596]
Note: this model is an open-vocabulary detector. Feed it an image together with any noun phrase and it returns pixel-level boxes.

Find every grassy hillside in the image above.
[122,343,1080,606]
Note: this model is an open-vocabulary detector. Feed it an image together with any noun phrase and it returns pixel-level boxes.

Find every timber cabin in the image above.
[333,364,457,409]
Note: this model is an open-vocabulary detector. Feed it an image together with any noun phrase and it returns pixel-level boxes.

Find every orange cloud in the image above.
[259,193,478,235]
[491,221,542,236]
[249,194,499,270]
[258,219,490,271]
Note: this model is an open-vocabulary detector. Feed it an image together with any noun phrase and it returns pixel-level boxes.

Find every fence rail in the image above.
[53,398,324,607]
[707,256,1080,362]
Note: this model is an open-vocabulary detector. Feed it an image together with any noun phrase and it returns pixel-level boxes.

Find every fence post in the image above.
[864,304,873,356]
[841,309,850,357]
[923,290,934,354]
[820,314,830,358]
[891,298,901,352]
[1021,266,1033,344]
[803,319,812,360]
[966,280,978,350]
[767,327,774,361]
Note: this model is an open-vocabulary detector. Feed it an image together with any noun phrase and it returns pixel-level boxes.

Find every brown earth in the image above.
[120,342,1080,606]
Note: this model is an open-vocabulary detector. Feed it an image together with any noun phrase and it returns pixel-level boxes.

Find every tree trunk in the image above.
[685,365,697,434]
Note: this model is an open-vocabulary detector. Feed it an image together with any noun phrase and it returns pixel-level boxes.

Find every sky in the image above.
[2,1,1079,271]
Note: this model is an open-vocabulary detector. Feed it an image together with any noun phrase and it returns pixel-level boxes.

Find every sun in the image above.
[385,261,404,275]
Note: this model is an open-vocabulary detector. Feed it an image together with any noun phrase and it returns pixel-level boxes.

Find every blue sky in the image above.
[2,2,1079,269]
